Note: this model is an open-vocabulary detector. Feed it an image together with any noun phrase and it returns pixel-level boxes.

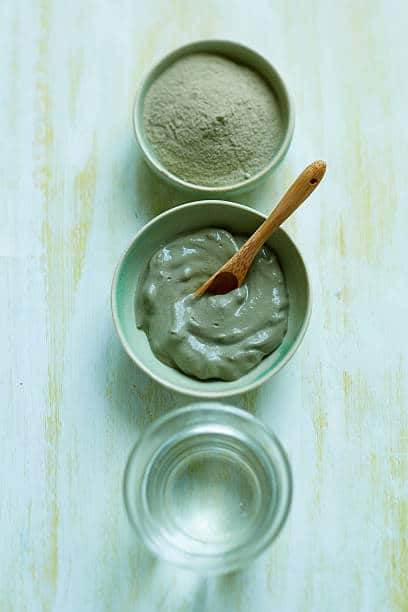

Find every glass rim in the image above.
[123,402,293,574]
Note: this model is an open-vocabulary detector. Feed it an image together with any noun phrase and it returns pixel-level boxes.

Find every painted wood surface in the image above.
[1,1,407,610]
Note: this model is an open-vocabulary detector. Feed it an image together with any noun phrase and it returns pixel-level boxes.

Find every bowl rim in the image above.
[111,199,312,398]
[133,38,295,194]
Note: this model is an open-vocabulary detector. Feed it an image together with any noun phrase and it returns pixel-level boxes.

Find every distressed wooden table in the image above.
[1,1,407,610]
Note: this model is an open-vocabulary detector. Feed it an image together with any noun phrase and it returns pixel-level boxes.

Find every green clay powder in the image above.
[142,53,283,187]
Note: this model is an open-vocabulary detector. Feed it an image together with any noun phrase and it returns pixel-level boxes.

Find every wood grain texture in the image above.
[1,0,407,610]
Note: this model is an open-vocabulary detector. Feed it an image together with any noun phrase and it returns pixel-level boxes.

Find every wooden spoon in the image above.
[195,160,326,298]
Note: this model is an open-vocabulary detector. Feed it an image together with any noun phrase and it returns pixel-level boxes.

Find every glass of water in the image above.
[123,403,292,574]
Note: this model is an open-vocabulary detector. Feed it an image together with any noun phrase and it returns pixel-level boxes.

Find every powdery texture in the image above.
[143,53,283,187]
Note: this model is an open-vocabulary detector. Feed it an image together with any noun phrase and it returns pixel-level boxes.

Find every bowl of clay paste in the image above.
[111,200,311,398]
[133,39,294,196]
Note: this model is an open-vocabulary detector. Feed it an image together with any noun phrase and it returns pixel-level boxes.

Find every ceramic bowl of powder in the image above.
[133,40,294,196]
[111,200,311,399]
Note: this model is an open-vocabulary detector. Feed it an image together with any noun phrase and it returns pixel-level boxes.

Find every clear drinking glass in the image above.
[124,403,292,574]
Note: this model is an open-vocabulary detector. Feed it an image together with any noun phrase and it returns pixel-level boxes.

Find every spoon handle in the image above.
[248,160,326,254]
[195,160,326,297]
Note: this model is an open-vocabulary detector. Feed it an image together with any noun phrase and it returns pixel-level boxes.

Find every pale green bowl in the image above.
[133,39,294,196]
[111,201,311,399]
